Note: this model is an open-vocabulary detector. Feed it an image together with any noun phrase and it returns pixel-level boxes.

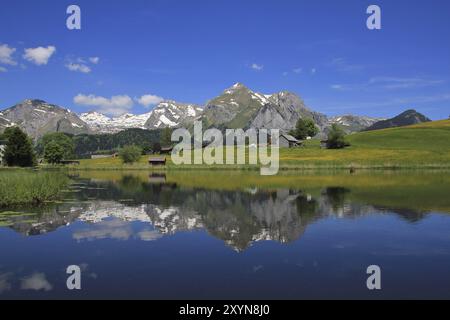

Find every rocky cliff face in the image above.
[249,91,328,132]
[0,99,90,139]
[0,115,11,131]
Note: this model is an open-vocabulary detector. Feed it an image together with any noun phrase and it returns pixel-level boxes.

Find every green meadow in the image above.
[69,120,450,170]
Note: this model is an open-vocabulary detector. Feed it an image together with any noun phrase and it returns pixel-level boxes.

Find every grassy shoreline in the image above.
[65,161,450,171]
[0,170,69,207]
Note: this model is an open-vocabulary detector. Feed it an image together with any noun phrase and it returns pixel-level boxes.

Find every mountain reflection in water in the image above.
[3,173,444,252]
[2,171,450,299]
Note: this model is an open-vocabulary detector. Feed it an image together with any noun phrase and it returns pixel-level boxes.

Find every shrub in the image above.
[327,124,350,149]
[44,140,65,164]
[290,118,319,140]
[119,145,142,164]
[37,132,75,159]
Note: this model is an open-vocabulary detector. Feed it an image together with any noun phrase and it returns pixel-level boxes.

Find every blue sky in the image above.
[0,0,449,119]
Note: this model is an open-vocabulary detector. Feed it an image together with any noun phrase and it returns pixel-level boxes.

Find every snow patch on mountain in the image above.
[328,115,386,133]
[144,100,203,129]
[80,111,153,133]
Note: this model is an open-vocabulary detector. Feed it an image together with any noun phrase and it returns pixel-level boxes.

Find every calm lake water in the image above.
[1,170,450,299]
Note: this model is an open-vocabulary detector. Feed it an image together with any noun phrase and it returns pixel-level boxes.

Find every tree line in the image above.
[0,121,348,167]
[0,127,172,167]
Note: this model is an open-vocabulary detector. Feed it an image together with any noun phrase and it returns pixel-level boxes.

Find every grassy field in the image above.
[0,170,69,207]
[68,119,450,170]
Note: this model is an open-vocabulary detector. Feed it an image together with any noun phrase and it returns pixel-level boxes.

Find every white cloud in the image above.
[369,77,443,89]
[89,57,100,64]
[20,273,53,291]
[73,220,132,241]
[319,93,450,111]
[0,44,17,65]
[66,63,91,73]
[137,229,163,241]
[136,94,164,107]
[311,68,317,75]
[23,46,56,65]
[251,63,264,71]
[331,77,444,92]
[74,94,134,116]
[330,58,364,73]
[293,67,303,74]
[0,66,7,73]
[66,56,99,73]
[330,84,343,90]
[282,71,288,76]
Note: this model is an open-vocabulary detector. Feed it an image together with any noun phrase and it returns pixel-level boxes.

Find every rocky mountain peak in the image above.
[0,99,90,139]
[24,99,47,106]
[365,109,431,131]
[226,82,247,91]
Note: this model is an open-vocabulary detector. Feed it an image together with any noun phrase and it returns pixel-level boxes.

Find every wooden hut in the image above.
[149,157,166,166]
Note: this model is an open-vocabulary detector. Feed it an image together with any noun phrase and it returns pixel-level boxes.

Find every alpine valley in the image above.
[0,83,431,140]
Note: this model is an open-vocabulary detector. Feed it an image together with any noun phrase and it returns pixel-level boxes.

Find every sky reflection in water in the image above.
[1,171,450,299]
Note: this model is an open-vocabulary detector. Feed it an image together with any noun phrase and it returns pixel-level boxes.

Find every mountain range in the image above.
[329,115,385,134]
[79,100,203,134]
[0,83,432,140]
[364,109,431,131]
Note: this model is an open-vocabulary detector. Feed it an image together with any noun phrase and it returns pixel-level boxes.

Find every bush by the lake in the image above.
[119,145,142,164]
[327,124,350,149]
[44,140,65,164]
[37,132,75,160]
[0,171,69,207]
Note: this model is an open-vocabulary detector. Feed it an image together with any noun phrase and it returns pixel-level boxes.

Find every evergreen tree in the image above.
[161,127,173,147]
[3,127,36,167]
[152,142,161,154]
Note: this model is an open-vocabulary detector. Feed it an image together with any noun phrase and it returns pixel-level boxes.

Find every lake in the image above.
[1,170,450,299]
